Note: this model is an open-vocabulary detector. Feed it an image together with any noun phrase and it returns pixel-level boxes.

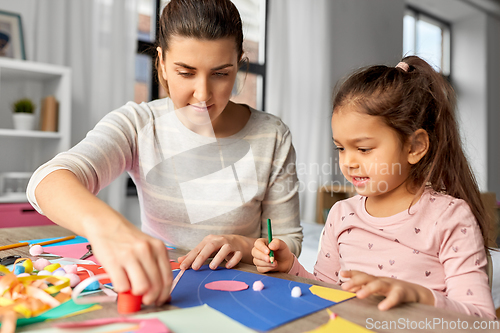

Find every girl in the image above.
[252,56,496,319]
[27,0,302,307]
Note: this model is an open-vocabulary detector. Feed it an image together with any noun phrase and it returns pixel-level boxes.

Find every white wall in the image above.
[408,0,500,198]
[327,0,404,186]
[453,12,488,190]
[486,15,500,198]
[0,0,37,61]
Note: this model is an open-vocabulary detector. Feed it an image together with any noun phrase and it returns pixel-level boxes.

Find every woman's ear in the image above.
[407,129,429,165]
[157,47,167,81]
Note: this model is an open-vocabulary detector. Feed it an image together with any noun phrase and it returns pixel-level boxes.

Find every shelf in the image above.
[0,193,28,203]
[0,128,61,139]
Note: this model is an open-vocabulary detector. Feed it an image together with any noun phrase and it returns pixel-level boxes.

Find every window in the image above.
[134,0,268,110]
[403,7,451,76]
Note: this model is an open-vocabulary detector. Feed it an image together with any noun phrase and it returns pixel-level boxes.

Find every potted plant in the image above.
[12,98,36,131]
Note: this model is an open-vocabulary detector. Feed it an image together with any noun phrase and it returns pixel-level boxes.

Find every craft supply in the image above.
[170,269,185,295]
[29,244,44,256]
[53,268,66,276]
[54,317,170,333]
[22,258,33,273]
[72,273,117,305]
[117,291,143,314]
[267,218,274,263]
[44,243,101,265]
[205,280,249,291]
[79,244,93,260]
[65,273,81,287]
[170,266,347,332]
[0,260,72,324]
[309,285,356,302]
[0,235,76,251]
[44,263,62,272]
[305,309,372,333]
[0,255,21,266]
[34,258,51,271]
[63,264,78,274]
[14,265,25,275]
[38,270,52,276]
[252,280,264,291]
[291,286,302,298]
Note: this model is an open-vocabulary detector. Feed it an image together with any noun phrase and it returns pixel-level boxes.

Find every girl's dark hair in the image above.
[332,55,493,248]
[155,0,244,95]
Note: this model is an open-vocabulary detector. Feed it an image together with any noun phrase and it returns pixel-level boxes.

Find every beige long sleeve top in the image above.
[27,98,303,255]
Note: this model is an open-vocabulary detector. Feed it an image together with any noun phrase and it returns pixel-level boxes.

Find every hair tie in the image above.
[395,62,409,72]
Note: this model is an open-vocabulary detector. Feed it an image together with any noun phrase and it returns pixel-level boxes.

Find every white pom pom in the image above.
[291,286,302,298]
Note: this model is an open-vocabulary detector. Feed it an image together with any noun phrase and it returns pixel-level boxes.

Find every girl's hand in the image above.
[177,234,249,270]
[340,270,435,310]
[86,220,173,307]
[251,238,294,273]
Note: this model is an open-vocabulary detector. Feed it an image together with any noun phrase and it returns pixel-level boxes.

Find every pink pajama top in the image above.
[289,189,496,319]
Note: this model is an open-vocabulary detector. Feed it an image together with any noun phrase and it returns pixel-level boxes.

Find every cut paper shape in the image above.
[54,317,170,333]
[11,300,99,328]
[19,236,89,247]
[205,280,249,291]
[309,285,356,303]
[23,305,256,333]
[44,243,100,265]
[305,309,372,333]
[170,266,343,331]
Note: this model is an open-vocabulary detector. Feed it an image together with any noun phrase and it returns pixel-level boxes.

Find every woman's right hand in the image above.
[251,238,294,273]
[86,219,173,306]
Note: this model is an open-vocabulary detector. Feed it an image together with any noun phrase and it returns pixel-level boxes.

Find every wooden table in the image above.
[1,226,498,333]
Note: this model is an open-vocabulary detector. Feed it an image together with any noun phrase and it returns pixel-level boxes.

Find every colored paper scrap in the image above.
[205,280,249,291]
[309,285,356,302]
[306,310,372,332]
[44,243,100,265]
[170,266,342,331]
[19,236,89,247]
[22,304,256,333]
[3,300,98,328]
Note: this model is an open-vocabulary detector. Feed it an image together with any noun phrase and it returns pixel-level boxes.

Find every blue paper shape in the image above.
[19,236,89,247]
[170,266,338,331]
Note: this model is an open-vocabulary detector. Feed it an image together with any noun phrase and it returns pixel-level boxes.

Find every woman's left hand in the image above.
[340,270,435,310]
[178,234,255,270]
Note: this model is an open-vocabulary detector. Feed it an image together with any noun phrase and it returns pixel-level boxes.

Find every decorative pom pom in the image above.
[53,268,67,276]
[17,273,30,278]
[29,245,44,256]
[84,280,100,291]
[22,259,34,273]
[34,258,51,271]
[14,265,25,275]
[63,264,78,274]
[64,273,81,287]
[291,286,302,298]
[38,270,52,276]
[252,280,265,291]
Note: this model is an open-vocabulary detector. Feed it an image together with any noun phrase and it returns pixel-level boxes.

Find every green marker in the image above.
[267,218,274,263]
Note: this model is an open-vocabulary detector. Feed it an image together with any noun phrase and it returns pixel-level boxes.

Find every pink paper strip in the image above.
[44,243,100,265]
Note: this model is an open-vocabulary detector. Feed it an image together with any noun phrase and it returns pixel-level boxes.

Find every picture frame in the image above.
[0,10,25,60]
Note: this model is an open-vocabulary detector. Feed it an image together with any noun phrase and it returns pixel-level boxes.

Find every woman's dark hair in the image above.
[155,0,244,95]
[332,55,494,248]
